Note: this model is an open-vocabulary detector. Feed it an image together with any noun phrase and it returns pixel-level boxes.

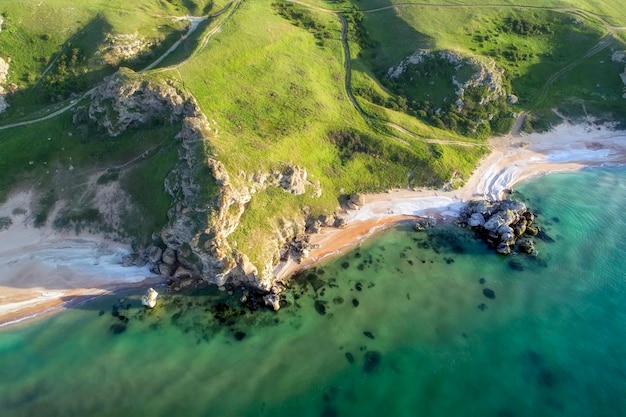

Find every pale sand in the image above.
[0,190,156,327]
[274,122,626,280]
[2,122,626,325]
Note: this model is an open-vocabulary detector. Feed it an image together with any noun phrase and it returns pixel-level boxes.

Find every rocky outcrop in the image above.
[0,57,9,114]
[460,199,537,255]
[98,33,152,66]
[141,287,159,308]
[387,50,505,107]
[244,164,311,196]
[79,68,196,136]
[80,69,327,309]
[156,113,261,290]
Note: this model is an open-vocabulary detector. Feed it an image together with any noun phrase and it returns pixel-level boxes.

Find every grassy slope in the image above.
[355,0,626,26]
[0,0,624,270]
[167,0,480,266]
[355,0,626,121]
[0,0,205,120]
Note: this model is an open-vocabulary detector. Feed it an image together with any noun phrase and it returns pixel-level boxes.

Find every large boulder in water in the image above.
[141,288,159,308]
[518,239,535,254]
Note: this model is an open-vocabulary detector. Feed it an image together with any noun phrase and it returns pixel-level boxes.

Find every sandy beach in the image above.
[2,121,626,325]
[0,191,156,326]
[275,121,626,279]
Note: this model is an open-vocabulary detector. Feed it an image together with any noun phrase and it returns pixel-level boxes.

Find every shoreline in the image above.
[274,121,626,280]
[2,121,626,327]
[0,190,158,327]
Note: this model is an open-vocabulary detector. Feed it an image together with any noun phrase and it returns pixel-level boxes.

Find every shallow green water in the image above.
[1,167,626,417]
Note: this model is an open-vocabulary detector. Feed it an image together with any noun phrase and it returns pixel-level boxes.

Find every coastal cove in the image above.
[1,121,626,326]
[0,165,625,416]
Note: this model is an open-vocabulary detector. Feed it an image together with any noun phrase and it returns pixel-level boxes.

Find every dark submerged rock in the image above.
[109,323,127,334]
[352,298,359,307]
[537,230,555,243]
[345,352,355,364]
[483,288,496,299]
[234,331,246,341]
[363,351,382,373]
[321,405,339,417]
[363,331,375,339]
[538,369,557,387]
[314,300,327,315]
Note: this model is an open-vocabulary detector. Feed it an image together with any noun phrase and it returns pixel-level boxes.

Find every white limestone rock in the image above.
[141,288,159,308]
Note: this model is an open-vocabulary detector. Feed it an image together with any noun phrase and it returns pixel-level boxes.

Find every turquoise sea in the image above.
[1,167,625,417]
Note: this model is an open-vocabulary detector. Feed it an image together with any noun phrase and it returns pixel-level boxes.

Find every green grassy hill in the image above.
[0,0,624,287]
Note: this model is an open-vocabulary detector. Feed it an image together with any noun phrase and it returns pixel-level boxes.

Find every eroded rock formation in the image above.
[387,49,506,107]
[141,287,159,308]
[460,199,537,255]
[80,68,195,136]
[79,69,330,307]
[0,57,9,113]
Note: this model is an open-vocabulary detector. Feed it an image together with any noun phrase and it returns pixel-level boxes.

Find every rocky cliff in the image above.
[82,68,195,136]
[82,68,317,305]
[387,49,506,108]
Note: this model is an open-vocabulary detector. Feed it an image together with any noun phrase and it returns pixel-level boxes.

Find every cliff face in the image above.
[82,68,310,297]
[85,68,195,136]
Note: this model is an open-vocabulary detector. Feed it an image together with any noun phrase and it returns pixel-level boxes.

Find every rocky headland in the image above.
[73,68,341,309]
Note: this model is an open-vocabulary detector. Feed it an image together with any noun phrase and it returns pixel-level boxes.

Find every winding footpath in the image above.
[0,1,239,131]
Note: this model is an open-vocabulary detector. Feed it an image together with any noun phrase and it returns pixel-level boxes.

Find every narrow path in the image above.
[510,111,526,137]
[360,2,624,111]
[141,16,209,71]
[535,34,614,104]
[361,3,626,31]
[288,0,483,148]
[0,2,237,131]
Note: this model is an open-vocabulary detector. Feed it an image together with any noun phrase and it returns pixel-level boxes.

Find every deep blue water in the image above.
[0,167,625,417]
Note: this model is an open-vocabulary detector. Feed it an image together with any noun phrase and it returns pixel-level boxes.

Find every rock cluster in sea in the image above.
[459,199,538,255]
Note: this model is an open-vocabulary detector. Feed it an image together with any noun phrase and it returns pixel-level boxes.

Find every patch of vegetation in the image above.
[0,217,12,230]
[272,2,332,46]
[344,7,375,51]
[40,47,88,102]
[34,189,57,228]
[500,16,554,36]
[120,142,179,245]
[96,170,120,185]
[53,207,102,232]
